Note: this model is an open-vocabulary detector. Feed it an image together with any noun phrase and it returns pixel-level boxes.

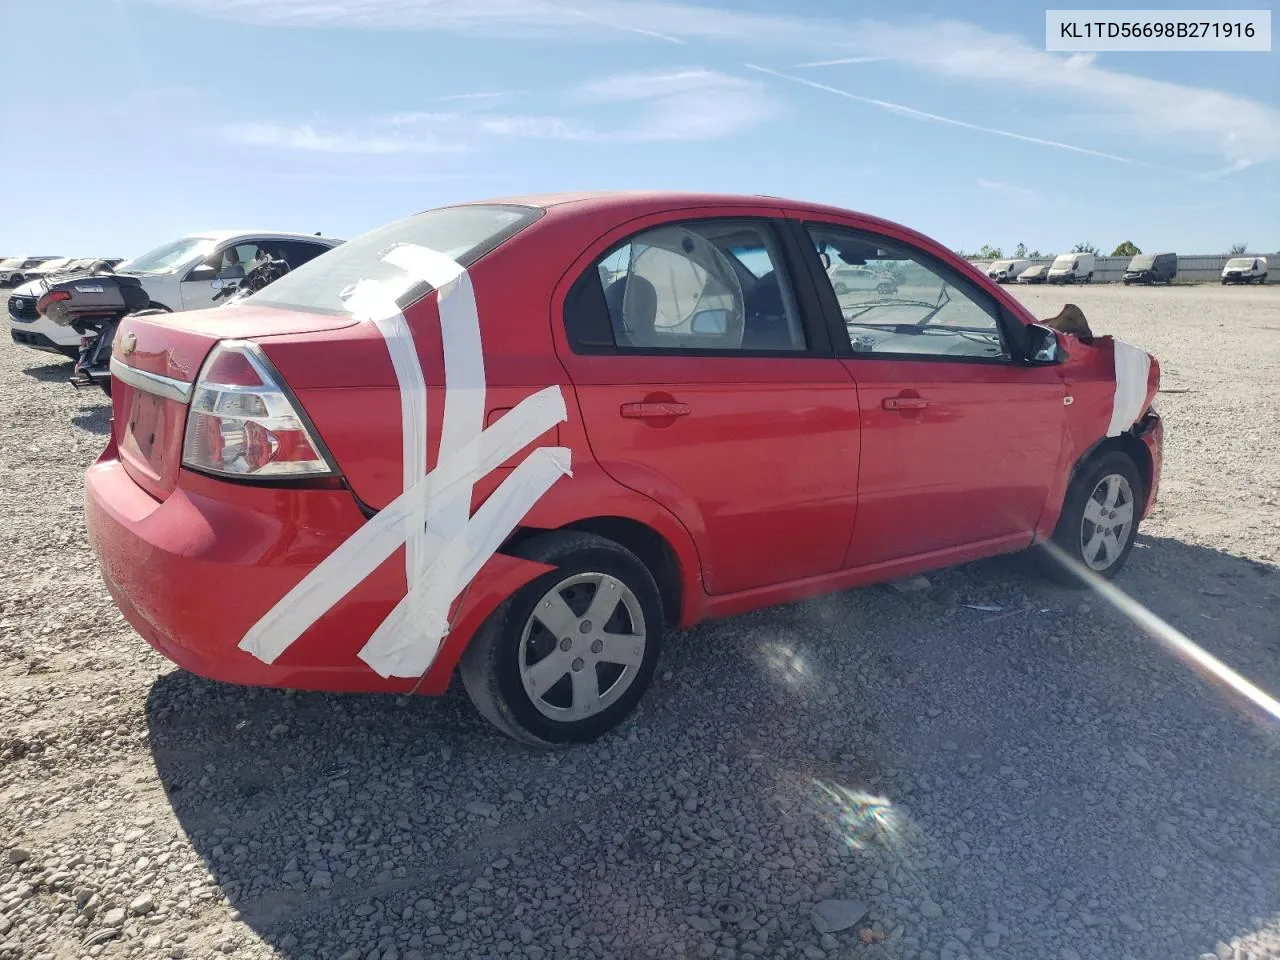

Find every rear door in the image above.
[797,219,1067,567]
[554,210,860,596]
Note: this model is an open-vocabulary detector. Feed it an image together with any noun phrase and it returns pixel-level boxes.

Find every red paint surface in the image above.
[85,192,1163,695]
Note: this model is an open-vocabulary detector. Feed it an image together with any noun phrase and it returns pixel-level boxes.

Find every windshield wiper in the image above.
[843,298,940,323]
[915,285,952,327]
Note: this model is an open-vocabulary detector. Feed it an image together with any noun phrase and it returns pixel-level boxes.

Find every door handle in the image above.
[882,396,930,411]
[620,401,691,419]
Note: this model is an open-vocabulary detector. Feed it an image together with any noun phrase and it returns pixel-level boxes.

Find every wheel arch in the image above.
[505,515,686,628]
[1067,431,1154,514]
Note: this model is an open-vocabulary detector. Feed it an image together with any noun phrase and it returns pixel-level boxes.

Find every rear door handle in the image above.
[620,401,691,419]
[882,396,930,410]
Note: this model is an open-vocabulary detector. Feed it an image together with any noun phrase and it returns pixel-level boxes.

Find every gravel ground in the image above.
[2,282,1279,960]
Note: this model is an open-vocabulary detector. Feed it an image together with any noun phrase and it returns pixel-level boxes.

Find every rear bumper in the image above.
[10,327,78,356]
[85,452,548,696]
[85,452,415,693]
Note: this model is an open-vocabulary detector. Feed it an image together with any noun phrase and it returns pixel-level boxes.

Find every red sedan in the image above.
[85,192,1163,745]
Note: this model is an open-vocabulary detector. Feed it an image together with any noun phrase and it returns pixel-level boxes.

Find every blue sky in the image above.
[3,0,1277,258]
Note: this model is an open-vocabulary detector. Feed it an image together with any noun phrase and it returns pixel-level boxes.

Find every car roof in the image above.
[438,191,973,259]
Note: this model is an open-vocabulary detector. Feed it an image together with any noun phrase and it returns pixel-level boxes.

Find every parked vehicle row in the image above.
[994,250,1268,285]
[80,191,1165,746]
[9,231,341,359]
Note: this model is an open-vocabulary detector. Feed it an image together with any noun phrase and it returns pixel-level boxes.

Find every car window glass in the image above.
[593,220,806,352]
[274,240,332,269]
[248,204,540,315]
[807,224,1008,361]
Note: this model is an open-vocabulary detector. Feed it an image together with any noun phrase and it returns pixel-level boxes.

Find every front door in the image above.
[180,241,262,309]
[557,215,861,596]
[802,221,1067,568]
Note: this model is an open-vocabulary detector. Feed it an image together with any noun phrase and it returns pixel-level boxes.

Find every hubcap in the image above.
[1080,473,1135,571]
[519,573,646,721]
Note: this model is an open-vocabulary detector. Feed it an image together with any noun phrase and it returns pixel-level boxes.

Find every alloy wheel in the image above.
[1080,473,1135,571]
[518,572,647,721]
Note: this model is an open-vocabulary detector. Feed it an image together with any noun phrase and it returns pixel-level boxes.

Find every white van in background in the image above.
[986,259,1031,283]
[1221,256,1268,284]
[1047,252,1095,284]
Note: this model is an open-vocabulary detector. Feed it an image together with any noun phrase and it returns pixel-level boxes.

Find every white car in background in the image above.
[109,230,342,312]
[0,256,62,287]
[9,231,341,358]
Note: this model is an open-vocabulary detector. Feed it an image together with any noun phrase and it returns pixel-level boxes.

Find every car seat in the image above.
[604,275,660,347]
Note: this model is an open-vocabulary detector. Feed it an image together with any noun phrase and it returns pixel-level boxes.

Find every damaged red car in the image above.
[85,192,1162,745]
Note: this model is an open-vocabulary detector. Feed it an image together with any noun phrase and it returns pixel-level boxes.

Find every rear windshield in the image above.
[248,204,543,315]
[1129,255,1155,269]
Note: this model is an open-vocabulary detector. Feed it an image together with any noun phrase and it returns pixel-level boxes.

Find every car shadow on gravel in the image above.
[20,359,74,382]
[144,533,1280,960]
[71,404,111,434]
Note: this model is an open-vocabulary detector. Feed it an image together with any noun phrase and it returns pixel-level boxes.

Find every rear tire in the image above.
[459,531,664,747]
[1038,451,1143,586]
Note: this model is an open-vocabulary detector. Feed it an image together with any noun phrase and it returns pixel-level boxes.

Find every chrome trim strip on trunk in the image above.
[108,357,194,404]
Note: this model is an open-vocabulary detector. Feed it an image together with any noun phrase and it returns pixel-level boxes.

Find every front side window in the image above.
[574,219,806,353]
[807,224,1009,361]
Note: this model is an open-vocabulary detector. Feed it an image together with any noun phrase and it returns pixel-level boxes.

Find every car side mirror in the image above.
[187,264,216,282]
[1024,323,1064,364]
[690,310,728,336]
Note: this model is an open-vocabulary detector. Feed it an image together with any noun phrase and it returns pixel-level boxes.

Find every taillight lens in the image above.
[182,340,336,479]
[36,290,71,314]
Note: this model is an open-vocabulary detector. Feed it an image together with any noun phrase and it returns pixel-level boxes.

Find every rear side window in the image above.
[272,240,334,269]
[565,219,807,354]
[248,204,542,315]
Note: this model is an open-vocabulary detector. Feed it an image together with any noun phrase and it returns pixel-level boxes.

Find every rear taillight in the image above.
[36,290,71,314]
[182,340,337,479]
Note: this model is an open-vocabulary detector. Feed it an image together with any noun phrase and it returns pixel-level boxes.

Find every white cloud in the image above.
[150,0,1280,167]
[570,69,775,141]
[432,90,527,103]
[224,69,773,153]
[745,65,1146,165]
[223,121,468,154]
[792,56,889,68]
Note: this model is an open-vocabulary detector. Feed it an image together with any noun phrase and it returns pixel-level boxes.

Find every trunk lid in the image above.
[111,304,357,501]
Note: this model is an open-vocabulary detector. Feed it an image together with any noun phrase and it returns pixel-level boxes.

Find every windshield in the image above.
[1129,255,1155,269]
[0,258,20,269]
[989,260,1011,271]
[117,237,217,275]
[1226,257,1253,269]
[1051,254,1075,269]
[249,204,542,315]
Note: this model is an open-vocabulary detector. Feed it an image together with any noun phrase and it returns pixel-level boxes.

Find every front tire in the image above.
[459,531,664,746]
[1040,451,1142,585]
[833,282,848,295]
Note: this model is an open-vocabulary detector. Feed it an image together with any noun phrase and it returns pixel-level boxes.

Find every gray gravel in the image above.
[2,282,1279,960]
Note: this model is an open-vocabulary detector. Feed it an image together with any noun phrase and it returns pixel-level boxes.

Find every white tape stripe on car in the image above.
[1108,338,1152,437]
[239,244,571,675]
